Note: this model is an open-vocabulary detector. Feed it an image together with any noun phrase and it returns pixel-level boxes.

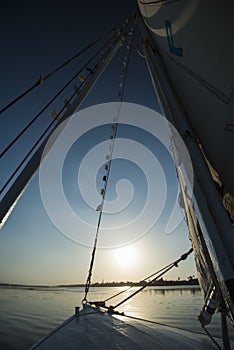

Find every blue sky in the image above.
[0,1,196,285]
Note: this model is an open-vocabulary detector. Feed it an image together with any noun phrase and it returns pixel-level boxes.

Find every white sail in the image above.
[138,0,234,200]
[138,0,234,324]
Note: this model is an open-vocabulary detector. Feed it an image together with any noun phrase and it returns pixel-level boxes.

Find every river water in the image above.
[0,285,233,349]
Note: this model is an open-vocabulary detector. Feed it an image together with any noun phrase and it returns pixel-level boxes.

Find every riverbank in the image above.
[0,278,199,289]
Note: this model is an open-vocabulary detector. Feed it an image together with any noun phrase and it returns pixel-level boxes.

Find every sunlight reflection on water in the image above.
[0,286,233,349]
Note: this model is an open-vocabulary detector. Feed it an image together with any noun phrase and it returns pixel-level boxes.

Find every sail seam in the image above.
[159,48,229,104]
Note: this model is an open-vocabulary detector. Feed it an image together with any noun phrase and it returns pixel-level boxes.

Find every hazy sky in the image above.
[0,1,196,285]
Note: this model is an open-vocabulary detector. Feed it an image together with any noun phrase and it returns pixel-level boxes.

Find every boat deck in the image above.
[30,305,233,349]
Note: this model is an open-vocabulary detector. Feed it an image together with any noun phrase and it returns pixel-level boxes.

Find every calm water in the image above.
[0,285,233,349]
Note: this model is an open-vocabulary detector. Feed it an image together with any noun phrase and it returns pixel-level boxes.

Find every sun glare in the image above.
[114,245,137,269]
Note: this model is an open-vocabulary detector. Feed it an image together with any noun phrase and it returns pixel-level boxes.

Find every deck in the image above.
[30,304,233,349]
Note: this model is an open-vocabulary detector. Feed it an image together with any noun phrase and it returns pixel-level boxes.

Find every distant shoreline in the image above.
[0,278,199,289]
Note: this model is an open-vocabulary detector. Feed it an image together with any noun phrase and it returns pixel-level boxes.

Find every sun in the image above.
[114,245,137,268]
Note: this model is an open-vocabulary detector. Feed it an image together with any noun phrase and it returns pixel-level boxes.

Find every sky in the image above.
[0,1,196,285]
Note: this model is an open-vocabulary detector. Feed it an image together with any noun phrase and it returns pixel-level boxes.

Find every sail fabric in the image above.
[138,1,234,323]
[138,0,234,197]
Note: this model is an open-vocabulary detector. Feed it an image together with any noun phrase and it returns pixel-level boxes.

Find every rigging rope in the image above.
[88,247,193,310]
[82,16,138,304]
[110,248,193,310]
[85,246,226,347]
[202,325,223,350]
[0,22,125,115]
[169,149,229,349]
[0,38,113,160]
[104,259,180,303]
[121,313,207,336]
[0,12,137,196]
[1,14,135,160]
[0,40,116,194]
[78,305,227,344]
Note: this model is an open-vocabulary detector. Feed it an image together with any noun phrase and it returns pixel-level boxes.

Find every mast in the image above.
[138,17,234,324]
[0,35,123,228]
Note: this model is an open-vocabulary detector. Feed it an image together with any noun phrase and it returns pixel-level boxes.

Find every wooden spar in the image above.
[0,38,123,229]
